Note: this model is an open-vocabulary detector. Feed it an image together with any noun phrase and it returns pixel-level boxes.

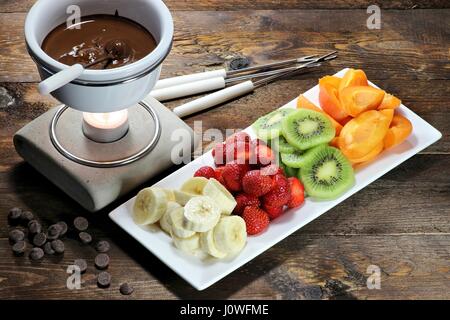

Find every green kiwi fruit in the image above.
[281,109,335,150]
[281,150,308,168]
[252,108,295,140]
[299,145,355,200]
[284,165,298,178]
[270,135,297,154]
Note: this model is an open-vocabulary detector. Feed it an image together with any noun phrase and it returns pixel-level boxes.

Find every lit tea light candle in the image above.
[82,109,129,143]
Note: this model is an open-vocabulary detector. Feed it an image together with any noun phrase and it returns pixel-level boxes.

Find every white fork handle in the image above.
[173,80,255,118]
[150,77,226,101]
[38,64,84,95]
[153,69,227,90]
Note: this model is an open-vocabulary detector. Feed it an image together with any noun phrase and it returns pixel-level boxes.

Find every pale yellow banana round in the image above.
[173,190,197,206]
[202,178,237,215]
[181,177,208,195]
[171,231,200,256]
[159,201,181,234]
[200,228,227,259]
[183,196,221,232]
[213,216,247,256]
[133,187,168,225]
[169,207,196,238]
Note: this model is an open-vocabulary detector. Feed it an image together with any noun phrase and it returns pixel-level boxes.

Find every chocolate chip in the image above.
[29,247,44,261]
[74,259,87,274]
[51,239,65,254]
[73,217,89,231]
[57,221,68,237]
[32,232,47,247]
[9,229,25,243]
[8,207,22,223]
[95,253,109,270]
[12,241,26,255]
[43,242,55,255]
[229,57,250,70]
[95,240,110,253]
[28,220,42,234]
[20,210,34,224]
[97,271,111,288]
[119,283,134,295]
[47,224,62,240]
[78,232,92,244]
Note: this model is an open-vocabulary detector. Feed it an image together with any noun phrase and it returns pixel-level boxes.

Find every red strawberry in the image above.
[242,206,270,235]
[249,140,275,166]
[225,132,251,145]
[214,166,226,185]
[287,177,305,208]
[234,193,260,215]
[194,166,216,179]
[263,204,284,220]
[242,170,273,197]
[222,163,246,192]
[260,164,283,176]
[231,141,251,165]
[262,174,290,207]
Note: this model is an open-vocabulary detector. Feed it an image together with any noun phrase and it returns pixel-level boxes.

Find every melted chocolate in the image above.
[42,14,156,70]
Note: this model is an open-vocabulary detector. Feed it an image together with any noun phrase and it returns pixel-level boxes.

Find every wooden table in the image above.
[0,0,449,300]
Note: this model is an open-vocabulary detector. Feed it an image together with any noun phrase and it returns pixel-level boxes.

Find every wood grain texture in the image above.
[1,10,449,82]
[0,0,449,300]
[1,0,450,12]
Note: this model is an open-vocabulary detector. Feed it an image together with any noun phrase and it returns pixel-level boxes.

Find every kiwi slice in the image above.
[270,135,296,154]
[279,162,298,177]
[252,108,295,140]
[281,150,308,168]
[300,145,355,200]
[281,109,335,150]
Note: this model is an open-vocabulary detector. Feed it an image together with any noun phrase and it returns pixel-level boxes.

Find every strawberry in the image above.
[263,204,284,220]
[242,206,270,235]
[234,193,260,215]
[249,140,275,166]
[231,141,251,165]
[287,177,305,208]
[214,166,226,185]
[225,132,251,145]
[222,163,246,192]
[262,174,290,207]
[242,170,273,197]
[194,166,216,179]
[260,164,283,176]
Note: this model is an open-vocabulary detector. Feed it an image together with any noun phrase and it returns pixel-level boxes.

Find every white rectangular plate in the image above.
[109,68,442,291]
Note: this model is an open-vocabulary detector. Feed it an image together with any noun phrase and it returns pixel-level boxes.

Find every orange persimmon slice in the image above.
[378,93,401,110]
[319,82,349,122]
[340,86,386,117]
[297,95,343,135]
[348,141,384,164]
[338,69,369,93]
[319,75,341,90]
[339,109,393,159]
[384,114,412,149]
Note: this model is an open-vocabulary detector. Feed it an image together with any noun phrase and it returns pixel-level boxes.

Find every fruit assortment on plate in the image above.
[132,68,414,260]
[132,177,247,260]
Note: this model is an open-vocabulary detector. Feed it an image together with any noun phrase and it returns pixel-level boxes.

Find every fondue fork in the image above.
[153,54,323,91]
[172,51,337,118]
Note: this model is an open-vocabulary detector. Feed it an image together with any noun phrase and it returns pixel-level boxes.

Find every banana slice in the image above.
[202,178,237,215]
[160,188,176,201]
[181,177,208,195]
[183,196,221,232]
[173,190,197,206]
[171,231,200,256]
[200,228,227,259]
[133,187,168,225]
[159,201,181,234]
[213,216,247,256]
[169,207,196,238]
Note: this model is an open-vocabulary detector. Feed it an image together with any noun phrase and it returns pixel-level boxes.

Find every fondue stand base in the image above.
[13,97,195,212]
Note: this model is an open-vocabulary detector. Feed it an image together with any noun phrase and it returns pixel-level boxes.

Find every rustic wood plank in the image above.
[0,234,448,299]
[1,10,449,82]
[1,0,449,13]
